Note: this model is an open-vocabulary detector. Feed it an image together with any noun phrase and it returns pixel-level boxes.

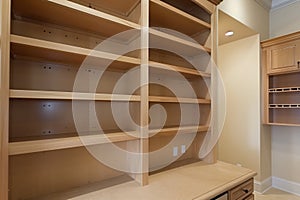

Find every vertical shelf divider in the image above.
[0,0,11,199]
[131,0,149,186]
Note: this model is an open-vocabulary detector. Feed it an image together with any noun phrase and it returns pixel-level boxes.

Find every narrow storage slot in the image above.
[269,108,300,124]
[269,92,300,104]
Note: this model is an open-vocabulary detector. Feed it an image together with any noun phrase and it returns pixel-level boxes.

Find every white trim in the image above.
[271,0,299,11]
[254,177,272,194]
[273,176,300,197]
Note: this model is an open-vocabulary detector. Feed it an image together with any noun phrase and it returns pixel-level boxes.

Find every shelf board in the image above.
[12,0,140,38]
[11,34,140,69]
[269,104,300,109]
[149,28,211,57]
[267,123,300,127]
[10,90,141,102]
[9,131,138,155]
[269,86,300,93]
[149,95,211,104]
[150,125,209,137]
[149,61,211,78]
[150,0,211,36]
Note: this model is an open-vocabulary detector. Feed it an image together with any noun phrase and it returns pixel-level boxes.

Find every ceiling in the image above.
[255,0,298,10]
[218,11,257,45]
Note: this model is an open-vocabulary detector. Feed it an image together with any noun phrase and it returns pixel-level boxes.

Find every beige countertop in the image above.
[43,161,256,200]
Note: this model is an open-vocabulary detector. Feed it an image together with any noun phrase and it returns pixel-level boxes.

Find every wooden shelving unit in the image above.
[262,31,300,126]
[1,0,220,199]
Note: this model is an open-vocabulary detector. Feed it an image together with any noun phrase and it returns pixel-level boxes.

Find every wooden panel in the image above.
[228,179,253,200]
[269,41,298,73]
[70,0,140,18]
[12,0,140,37]
[150,0,210,36]
[10,90,141,101]
[149,28,210,56]
[192,0,214,14]
[9,133,138,155]
[0,0,11,199]
[269,92,300,104]
[11,35,140,66]
[10,58,140,94]
[149,61,211,78]
[9,147,130,200]
[269,108,300,124]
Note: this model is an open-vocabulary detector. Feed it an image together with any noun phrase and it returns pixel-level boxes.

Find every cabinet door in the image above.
[267,40,300,74]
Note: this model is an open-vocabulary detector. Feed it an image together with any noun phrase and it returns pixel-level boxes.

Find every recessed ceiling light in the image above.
[225,31,234,37]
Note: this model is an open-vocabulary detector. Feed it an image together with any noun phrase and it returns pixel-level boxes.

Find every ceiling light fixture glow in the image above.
[225,31,234,37]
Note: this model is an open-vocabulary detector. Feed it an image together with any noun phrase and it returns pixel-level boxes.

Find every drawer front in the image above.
[244,194,254,200]
[229,179,254,200]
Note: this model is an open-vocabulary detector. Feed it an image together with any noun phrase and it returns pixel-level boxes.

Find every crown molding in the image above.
[271,0,299,10]
[255,0,272,10]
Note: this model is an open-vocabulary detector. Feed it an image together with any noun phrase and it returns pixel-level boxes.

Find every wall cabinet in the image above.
[262,31,300,126]
[266,39,300,74]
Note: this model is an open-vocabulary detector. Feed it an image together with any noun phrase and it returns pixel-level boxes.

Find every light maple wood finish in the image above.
[150,0,211,36]
[13,0,140,37]
[262,32,300,126]
[35,161,256,200]
[149,28,211,56]
[4,0,225,199]
[9,132,138,155]
[69,0,140,18]
[228,178,254,200]
[149,95,211,104]
[0,0,10,199]
[138,0,150,186]
[192,0,214,14]
[11,34,140,65]
[10,90,141,101]
[149,61,211,78]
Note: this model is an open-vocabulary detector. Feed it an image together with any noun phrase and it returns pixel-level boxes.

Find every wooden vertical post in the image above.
[0,0,11,199]
[203,5,218,163]
[138,0,149,186]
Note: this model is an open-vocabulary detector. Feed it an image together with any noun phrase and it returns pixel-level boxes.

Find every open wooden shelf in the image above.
[149,28,211,57]
[149,96,210,104]
[269,104,300,109]
[150,0,211,36]
[149,61,211,78]
[267,122,300,127]
[9,131,139,156]
[10,90,141,102]
[150,125,209,137]
[11,34,140,69]
[9,125,209,156]
[269,86,300,93]
[12,0,140,38]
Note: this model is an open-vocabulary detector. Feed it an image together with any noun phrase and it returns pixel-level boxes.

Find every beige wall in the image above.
[270,3,300,186]
[270,2,300,38]
[217,34,262,179]
[218,0,269,40]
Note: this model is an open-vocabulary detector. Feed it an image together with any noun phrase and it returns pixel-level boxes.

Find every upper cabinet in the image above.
[262,31,300,126]
[263,34,300,74]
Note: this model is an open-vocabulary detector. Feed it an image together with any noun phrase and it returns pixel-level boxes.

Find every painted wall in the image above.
[270,2,300,193]
[270,2,300,38]
[218,0,269,40]
[217,34,262,179]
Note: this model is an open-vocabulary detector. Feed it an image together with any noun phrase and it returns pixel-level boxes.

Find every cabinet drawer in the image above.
[229,179,253,200]
[244,194,254,200]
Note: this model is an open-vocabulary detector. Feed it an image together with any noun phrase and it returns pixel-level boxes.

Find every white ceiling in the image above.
[255,0,298,10]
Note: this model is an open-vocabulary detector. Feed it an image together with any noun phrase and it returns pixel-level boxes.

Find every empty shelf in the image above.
[10,90,141,101]
[9,131,138,155]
